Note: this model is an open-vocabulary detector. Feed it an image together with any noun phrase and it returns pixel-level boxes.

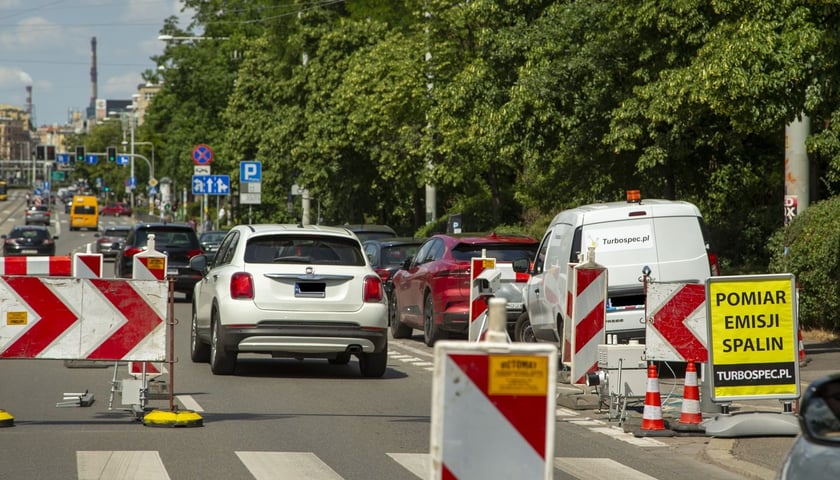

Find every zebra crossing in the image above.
[76,450,661,479]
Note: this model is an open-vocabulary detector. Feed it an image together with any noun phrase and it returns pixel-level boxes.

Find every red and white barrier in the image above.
[431,299,557,479]
[72,253,104,279]
[568,254,607,385]
[645,282,708,362]
[0,256,71,276]
[133,235,168,281]
[468,257,496,342]
[0,276,167,361]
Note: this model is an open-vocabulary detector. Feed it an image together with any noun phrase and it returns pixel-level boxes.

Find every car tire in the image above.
[328,353,351,365]
[190,309,210,363]
[390,293,412,339]
[514,312,537,343]
[210,310,236,375]
[358,348,387,378]
[423,294,447,347]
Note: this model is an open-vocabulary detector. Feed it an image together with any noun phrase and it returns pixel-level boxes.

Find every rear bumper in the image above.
[218,323,388,355]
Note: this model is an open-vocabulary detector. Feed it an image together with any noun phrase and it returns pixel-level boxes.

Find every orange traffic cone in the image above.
[798,330,811,366]
[634,363,674,437]
[673,359,704,433]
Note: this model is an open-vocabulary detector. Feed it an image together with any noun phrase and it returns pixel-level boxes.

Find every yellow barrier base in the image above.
[0,409,14,428]
[142,409,203,428]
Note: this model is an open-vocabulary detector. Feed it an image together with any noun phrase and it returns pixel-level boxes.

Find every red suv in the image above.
[390,233,537,346]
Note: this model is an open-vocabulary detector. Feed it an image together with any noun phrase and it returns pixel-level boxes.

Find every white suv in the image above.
[189,224,389,377]
[519,192,720,344]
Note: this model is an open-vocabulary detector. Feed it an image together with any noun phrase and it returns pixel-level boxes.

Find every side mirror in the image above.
[402,257,413,270]
[53,235,59,240]
[513,258,530,273]
[799,374,840,446]
[94,233,100,237]
[189,254,208,273]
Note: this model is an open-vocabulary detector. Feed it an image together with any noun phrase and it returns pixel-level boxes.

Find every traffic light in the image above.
[75,145,85,164]
[46,145,56,161]
[35,145,45,160]
[107,146,117,162]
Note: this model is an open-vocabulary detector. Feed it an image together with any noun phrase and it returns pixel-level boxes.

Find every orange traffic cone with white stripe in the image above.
[799,330,811,366]
[673,359,705,434]
[634,363,674,437]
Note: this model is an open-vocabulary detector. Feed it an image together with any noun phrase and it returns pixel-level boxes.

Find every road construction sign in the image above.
[705,274,800,402]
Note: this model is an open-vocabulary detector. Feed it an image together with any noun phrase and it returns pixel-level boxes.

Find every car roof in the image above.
[103,226,130,231]
[11,225,49,231]
[337,224,397,234]
[235,224,359,239]
[431,232,538,245]
[363,237,425,247]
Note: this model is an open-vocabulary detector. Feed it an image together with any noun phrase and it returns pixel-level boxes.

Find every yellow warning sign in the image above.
[488,355,548,396]
[6,311,27,326]
[707,274,799,400]
[146,257,165,270]
[481,258,496,269]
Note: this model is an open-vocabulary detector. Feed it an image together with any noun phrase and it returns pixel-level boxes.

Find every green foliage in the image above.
[768,196,840,333]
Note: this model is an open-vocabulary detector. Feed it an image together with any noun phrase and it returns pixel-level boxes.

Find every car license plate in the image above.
[506,302,524,311]
[22,250,37,254]
[167,268,178,276]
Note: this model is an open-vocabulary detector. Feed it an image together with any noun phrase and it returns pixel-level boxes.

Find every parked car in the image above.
[2,225,57,256]
[390,232,538,346]
[338,224,398,242]
[94,226,131,258]
[189,224,389,377]
[114,224,204,299]
[363,237,425,285]
[24,205,51,225]
[99,202,132,217]
[518,190,720,345]
[779,373,840,479]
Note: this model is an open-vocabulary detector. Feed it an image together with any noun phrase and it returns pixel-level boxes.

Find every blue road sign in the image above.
[85,154,98,165]
[44,181,50,192]
[192,175,231,195]
[117,155,130,166]
[240,161,262,182]
[128,176,136,188]
[56,153,70,164]
[192,144,213,165]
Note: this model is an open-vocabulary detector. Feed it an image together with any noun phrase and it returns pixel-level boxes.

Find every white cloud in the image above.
[103,72,143,97]
[0,67,33,88]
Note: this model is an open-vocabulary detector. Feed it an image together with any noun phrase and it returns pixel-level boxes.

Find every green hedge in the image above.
[768,196,840,333]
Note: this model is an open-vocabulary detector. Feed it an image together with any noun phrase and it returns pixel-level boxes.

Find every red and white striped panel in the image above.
[468,257,495,342]
[562,262,577,365]
[431,342,556,480]
[569,263,607,385]
[73,253,103,279]
[0,256,71,276]
[129,360,166,379]
[0,277,167,361]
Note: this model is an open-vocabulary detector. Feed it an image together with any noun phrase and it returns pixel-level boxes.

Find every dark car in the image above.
[114,224,204,299]
[24,205,51,225]
[2,225,57,256]
[100,202,133,217]
[339,224,398,242]
[199,230,226,253]
[390,232,538,346]
[363,236,424,287]
[94,226,130,258]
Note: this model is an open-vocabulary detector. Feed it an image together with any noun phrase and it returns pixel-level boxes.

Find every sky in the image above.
[0,0,193,127]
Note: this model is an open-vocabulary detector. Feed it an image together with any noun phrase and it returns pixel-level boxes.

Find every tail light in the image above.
[515,272,530,283]
[230,272,254,299]
[123,247,143,258]
[708,251,721,276]
[187,249,203,258]
[363,275,383,302]
[42,238,54,245]
[374,267,390,282]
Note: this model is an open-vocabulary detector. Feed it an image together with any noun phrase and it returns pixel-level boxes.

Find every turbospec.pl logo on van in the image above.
[586,225,654,252]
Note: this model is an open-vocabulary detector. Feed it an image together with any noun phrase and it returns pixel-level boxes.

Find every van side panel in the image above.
[652,215,711,283]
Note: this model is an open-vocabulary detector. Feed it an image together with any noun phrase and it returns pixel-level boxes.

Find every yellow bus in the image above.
[0,180,7,201]
[69,195,99,231]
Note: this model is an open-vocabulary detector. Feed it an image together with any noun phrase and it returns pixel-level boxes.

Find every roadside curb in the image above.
[703,438,776,480]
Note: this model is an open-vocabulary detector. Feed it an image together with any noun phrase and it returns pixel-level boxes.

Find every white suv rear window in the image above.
[245,235,366,266]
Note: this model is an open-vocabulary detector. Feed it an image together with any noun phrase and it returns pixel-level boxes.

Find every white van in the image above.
[518,191,720,344]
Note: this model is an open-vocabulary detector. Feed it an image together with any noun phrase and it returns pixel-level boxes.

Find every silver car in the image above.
[779,373,840,478]
[189,224,389,377]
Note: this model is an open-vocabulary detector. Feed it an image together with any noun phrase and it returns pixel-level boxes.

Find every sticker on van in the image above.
[584,225,653,252]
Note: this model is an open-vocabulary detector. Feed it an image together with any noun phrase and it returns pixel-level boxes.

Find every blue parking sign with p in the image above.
[240,161,261,182]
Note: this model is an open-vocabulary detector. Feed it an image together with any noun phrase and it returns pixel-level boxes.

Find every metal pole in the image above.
[168,277,175,412]
[130,122,135,209]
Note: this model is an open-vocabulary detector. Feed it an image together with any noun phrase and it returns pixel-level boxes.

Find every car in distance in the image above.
[390,232,538,346]
[199,230,226,253]
[94,226,130,258]
[115,223,203,299]
[189,224,389,377]
[779,373,840,479]
[2,225,57,256]
[339,224,398,242]
[24,205,51,225]
[99,202,133,217]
